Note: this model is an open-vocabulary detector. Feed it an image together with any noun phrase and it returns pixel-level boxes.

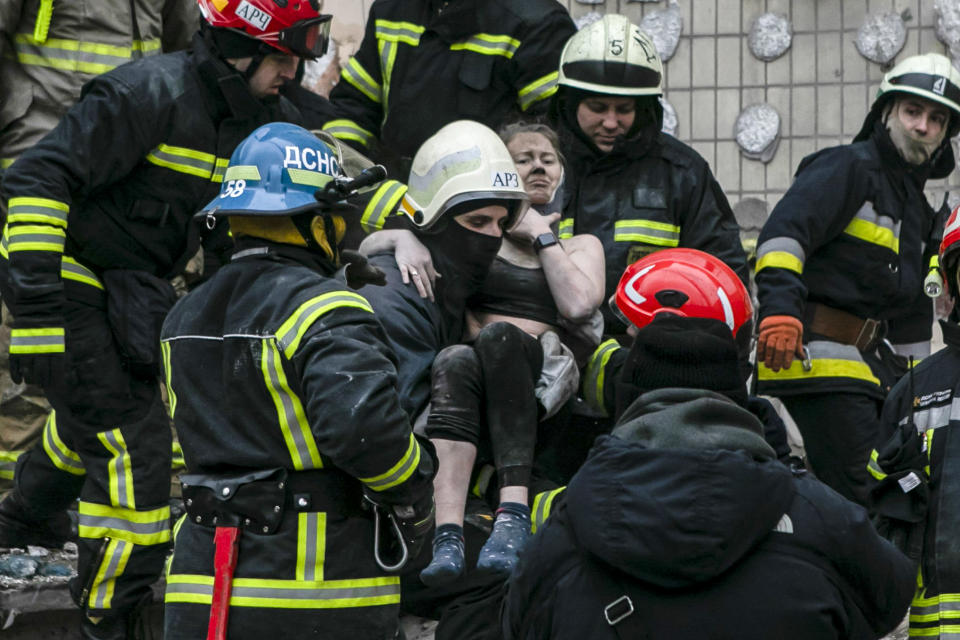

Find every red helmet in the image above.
[611,248,752,337]
[940,205,960,272]
[197,0,331,59]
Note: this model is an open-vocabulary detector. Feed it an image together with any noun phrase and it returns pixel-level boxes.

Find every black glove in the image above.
[341,249,386,289]
[9,325,66,389]
[391,492,435,562]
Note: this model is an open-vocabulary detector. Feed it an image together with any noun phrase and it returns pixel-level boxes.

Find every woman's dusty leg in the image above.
[432,439,478,527]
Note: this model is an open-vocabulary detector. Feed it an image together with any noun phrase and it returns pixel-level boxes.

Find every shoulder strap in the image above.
[577,553,649,640]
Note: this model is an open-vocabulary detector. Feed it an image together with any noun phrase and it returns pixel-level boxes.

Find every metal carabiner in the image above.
[367,497,409,573]
[800,346,812,372]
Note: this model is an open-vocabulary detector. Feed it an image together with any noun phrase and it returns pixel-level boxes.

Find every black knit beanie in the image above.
[615,314,748,418]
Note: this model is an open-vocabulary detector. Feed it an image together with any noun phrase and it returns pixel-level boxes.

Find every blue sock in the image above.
[476,502,531,576]
[420,523,465,587]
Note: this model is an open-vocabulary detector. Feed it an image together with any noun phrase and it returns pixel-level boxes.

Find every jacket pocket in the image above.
[457,55,496,118]
[129,198,172,225]
[616,187,679,248]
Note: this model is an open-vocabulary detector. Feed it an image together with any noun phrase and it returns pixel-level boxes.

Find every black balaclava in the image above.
[418,206,504,329]
[554,88,662,159]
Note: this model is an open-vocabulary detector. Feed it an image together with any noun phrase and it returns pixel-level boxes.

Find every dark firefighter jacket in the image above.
[357,254,459,420]
[557,128,749,335]
[755,124,946,398]
[1,33,300,330]
[869,319,960,638]
[323,0,575,179]
[505,389,915,640]
[160,241,434,639]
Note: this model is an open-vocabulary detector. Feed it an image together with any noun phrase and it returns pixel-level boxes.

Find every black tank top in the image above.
[469,256,560,326]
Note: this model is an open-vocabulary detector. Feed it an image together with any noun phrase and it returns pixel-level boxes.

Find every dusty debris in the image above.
[735,103,781,163]
[748,13,792,62]
[639,0,683,62]
[855,11,907,65]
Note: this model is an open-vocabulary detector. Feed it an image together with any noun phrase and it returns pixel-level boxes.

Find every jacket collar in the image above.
[191,33,271,121]
[232,236,338,276]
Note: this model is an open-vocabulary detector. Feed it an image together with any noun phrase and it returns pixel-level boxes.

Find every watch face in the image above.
[535,232,559,252]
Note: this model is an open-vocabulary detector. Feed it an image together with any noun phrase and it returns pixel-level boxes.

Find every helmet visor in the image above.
[278,15,332,59]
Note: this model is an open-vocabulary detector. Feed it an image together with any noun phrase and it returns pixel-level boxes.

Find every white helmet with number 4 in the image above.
[400,120,529,232]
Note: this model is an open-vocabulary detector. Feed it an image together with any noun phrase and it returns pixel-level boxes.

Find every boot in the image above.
[0,489,72,549]
[476,502,530,576]
[419,524,465,587]
[81,613,131,640]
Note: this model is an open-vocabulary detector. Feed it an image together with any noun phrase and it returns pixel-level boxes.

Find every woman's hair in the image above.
[498,121,565,166]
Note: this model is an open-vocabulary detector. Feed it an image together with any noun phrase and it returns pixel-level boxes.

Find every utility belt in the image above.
[180,467,364,535]
[803,302,883,352]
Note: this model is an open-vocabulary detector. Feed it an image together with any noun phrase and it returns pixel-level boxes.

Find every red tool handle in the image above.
[207,526,241,640]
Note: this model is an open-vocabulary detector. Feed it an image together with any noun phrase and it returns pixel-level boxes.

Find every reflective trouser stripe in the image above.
[531,487,565,534]
[450,33,520,58]
[14,34,161,75]
[161,341,178,418]
[867,449,887,481]
[10,327,65,354]
[558,218,574,239]
[146,144,228,181]
[341,57,382,104]
[582,340,620,416]
[171,440,185,471]
[909,592,960,636]
[98,429,135,508]
[613,219,680,246]
[322,119,375,148]
[518,71,559,111]
[756,237,805,274]
[843,201,900,253]
[359,432,422,492]
[296,511,326,582]
[78,502,171,546]
[42,412,85,475]
[361,180,407,233]
[7,196,69,227]
[87,538,134,610]
[165,574,401,608]
[0,451,23,480]
[276,291,374,357]
[757,340,880,385]
[261,338,322,470]
[6,223,66,252]
[62,256,104,289]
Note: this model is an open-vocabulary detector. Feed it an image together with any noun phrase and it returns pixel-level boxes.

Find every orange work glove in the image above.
[756,315,804,372]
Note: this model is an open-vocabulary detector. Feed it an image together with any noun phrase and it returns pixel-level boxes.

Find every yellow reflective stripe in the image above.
[450,33,521,59]
[132,39,162,54]
[276,291,374,358]
[0,450,24,480]
[296,511,326,582]
[931,254,941,269]
[10,327,65,354]
[41,412,85,475]
[470,464,495,499]
[33,0,53,41]
[614,219,681,246]
[758,358,880,385]
[844,217,900,253]
[165,574,401,609]
[378,38,398,114]
[342,57,382,104]
[13,33,150,74]
[98,428,135,509]
[78,502,171,546]
[558,218,574,239]
[171,440,185,471]
[531,487,565,534]
[1,158,14,169]
[8,196,69,227]
[61,256,104,289]
[224,165,261,182]
[867,449,887,481]
[359,432,422,492]
[286,168,334,188]
[146,144,227,180]
[756,251,804,274]
[322,119,375,147]
[374,19,425,45]
[583,339,620,415]
[161,341,177,419]
[261,338,322,470]
[87,538,134,610]
[7,224,66,252]
[361,180,407,233]
[518,71,559,110]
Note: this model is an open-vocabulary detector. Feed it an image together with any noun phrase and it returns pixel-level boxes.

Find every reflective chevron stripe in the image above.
[518,71,559,110]
[322,119,375,147]
[10,327,64,354]
[361,180,407,233]
[165,573,401,608]
[7,197,69,227]
[276,291,374,357]
[450,33,520,58]
[78,502,171,546]
[98,429,135,508]
[261,337,322,470]
[61,256,104,289]
[614,219,681,246]
[42,412,84,475]
[86,538,134,610]
[7,224,65,252]
[359,432,422,492]
[14,33,161,75]
[146,144,229,181]
[341,57,382,104]
[374,20,424,46]
[756,237,806,274]
[843,201,900,253]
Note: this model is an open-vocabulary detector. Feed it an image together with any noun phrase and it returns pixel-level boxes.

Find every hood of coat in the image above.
[564,388,795,588]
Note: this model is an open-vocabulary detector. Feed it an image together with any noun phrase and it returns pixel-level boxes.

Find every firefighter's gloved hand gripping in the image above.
[757,315,805,371]
[9,311,67,388]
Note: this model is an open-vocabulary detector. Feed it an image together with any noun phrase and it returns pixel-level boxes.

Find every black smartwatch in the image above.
[533,231,559,253]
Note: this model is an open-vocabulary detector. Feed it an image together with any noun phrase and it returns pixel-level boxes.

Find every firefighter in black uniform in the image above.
[161,122,435,640]
[322,0,574,231]
[755,53,960,508]
[0,2,331,637]
[550,14,749,337]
